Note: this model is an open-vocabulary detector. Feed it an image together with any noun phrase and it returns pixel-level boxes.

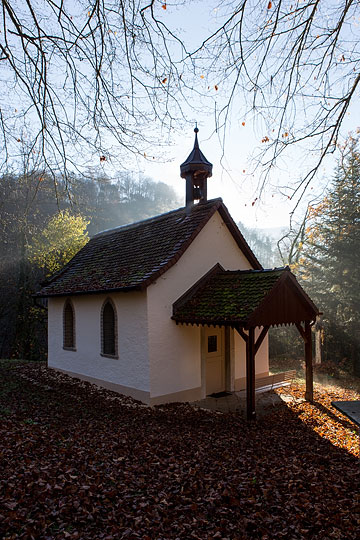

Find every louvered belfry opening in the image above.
[102,300,116,356]
[63,300,75,349]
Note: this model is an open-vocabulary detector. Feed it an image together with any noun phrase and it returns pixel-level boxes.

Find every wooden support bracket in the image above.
[304,320,314,402]
[235,326,248,342]
[254,325,270,355]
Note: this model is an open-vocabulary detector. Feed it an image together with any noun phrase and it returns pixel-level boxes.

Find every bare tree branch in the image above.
[0,0,359,212]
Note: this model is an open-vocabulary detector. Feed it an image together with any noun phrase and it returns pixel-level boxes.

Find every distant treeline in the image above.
[237,223,283,269]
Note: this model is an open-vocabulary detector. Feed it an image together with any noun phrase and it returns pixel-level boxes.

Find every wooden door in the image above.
[204,326,225,395]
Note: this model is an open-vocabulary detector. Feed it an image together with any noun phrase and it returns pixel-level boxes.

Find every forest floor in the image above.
[0,360,359,540]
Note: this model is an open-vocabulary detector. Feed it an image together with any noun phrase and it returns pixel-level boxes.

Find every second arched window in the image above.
[102,300,117,356]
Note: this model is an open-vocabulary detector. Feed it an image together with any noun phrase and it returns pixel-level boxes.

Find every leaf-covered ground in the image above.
[0,361,359,540]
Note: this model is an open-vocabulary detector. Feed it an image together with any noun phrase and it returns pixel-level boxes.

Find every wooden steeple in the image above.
[180,127,213,207]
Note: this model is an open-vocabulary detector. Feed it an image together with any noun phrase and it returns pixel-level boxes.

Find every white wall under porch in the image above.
[200,325,269,397]
[234,328,269,390]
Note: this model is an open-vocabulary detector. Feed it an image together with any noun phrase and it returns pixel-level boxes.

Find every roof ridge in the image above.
[92,197,223,239]
[224,266,288,275]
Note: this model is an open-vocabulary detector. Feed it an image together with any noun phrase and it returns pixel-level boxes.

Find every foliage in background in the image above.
[296,136,360,375]
[27,210,90,277]
[28,211,89,276]
[269,325,304,365]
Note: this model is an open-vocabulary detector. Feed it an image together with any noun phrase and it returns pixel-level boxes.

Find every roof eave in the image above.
[34,284,143,298]
[171,316,246,328]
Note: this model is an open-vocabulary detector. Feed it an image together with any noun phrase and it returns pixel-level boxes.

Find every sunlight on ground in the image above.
[276,382,359,458]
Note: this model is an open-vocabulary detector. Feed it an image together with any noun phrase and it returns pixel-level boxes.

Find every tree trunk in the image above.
[314,316,323,365]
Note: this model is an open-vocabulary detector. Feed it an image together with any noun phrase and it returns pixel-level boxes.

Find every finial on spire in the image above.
[194,123,199,134]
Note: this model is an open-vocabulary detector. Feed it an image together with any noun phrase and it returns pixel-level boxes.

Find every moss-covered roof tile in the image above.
[172,268,285,325]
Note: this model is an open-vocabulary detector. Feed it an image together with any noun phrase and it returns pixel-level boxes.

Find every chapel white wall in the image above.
[147,210,264,400]
[234,328,269,381]
[48,291,149,392]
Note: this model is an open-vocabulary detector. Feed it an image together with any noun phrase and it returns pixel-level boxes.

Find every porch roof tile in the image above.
[172,265,319,327]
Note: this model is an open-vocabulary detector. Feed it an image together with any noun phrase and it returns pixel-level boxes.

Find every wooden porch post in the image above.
[296,321,314,402]
[304,321,313,402]
[246,327,256,421]
[236,325,268,421]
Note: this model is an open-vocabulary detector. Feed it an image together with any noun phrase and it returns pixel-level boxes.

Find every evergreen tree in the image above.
[298,136,360,375]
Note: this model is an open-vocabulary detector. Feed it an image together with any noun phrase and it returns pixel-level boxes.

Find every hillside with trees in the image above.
[239,138,360,379]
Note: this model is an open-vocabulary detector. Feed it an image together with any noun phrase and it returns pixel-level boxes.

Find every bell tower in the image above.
[180,127,213,207]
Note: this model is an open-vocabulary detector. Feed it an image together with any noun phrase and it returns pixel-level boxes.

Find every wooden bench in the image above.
[239,370,296,395]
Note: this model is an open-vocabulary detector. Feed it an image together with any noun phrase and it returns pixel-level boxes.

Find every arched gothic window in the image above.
[63,299,75,349]
[101,299,117,357]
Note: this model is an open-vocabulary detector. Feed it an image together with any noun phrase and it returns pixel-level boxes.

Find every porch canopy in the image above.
[172,264,320,420]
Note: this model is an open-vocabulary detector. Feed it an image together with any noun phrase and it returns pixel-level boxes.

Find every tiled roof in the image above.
[172,265,319,327]
[37,199,261,297]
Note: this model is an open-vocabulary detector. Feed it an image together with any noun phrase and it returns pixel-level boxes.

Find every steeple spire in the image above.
[180,126,213,207]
